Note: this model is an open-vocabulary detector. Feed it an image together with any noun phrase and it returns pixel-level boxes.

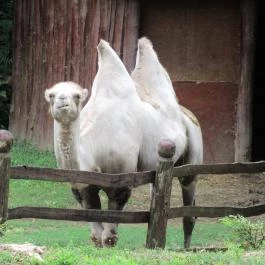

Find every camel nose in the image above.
[55,94,69,109]
[58,94,66,100]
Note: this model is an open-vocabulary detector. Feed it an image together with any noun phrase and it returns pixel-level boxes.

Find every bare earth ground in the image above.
[126,173,265,223]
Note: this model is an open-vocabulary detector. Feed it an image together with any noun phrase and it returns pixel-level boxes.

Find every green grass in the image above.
[1,220,264,264]
[1,141,264,264]
[11,140,57,167]
[1,242,265,265]
[9,141,76,209]
[28,246,265,265]
[0,220,229,249]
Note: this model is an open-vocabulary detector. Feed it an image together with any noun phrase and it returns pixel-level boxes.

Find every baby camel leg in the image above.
[71,185,104,247]
[102,187,131,247]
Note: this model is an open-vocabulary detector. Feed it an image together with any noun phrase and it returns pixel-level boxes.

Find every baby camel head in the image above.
[45,82,88,124]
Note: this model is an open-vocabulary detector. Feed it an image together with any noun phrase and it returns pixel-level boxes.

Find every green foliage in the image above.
[0,0,13,129]
[220,215,265,250]
[0,0,13,77]
[0,222,7,237]
[0,251,16,265]
[0,82,12,129]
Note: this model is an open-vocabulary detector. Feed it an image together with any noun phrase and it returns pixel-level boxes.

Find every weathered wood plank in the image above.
[146,140,175,249]
[169,204,265,219]
[8,207,149,223]
[235,0,256,162]
[0,158,10,224]
[173,161,265,177]
[10,161,265,188]
[10,166,155,188]
[0,130,13,223]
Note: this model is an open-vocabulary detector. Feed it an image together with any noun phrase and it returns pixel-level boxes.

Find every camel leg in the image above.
[71,185,104,247]
[101,187,131,247]
[178,175,197,249]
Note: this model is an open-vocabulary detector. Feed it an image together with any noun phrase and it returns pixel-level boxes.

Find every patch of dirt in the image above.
[126,173,265,222]
[196,173,265,208]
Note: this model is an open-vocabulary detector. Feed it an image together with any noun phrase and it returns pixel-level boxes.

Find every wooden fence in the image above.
[1,129,265,249]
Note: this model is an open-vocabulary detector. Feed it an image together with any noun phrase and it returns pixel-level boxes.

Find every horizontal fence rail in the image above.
[8,207,150,223]
[10,166,156,188]
[10,161,265,188]
[8,162,265,222]
[168,204,265,219]
[173,161,265,177]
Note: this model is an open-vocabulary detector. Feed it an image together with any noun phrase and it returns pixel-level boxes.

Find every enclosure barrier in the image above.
[1,129,265,249]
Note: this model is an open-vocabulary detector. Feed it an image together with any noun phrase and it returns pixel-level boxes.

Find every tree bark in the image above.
[10,0,139,148]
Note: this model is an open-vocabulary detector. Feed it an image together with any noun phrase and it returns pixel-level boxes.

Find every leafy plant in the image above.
[0,82,12,129]
[0,0,13,129]
[0,0,13,78]
[220,215,265,250]
[0,222,7,237]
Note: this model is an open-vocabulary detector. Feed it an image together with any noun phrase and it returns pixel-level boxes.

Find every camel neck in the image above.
[54,119,80,170]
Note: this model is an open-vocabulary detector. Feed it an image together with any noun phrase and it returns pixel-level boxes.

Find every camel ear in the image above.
[44,89,51,103]
[81,88,89,102]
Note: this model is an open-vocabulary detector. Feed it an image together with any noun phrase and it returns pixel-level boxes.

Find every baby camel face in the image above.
[45,82,88,124]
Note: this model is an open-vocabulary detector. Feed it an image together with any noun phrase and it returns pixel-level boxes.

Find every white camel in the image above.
[45,41,143,247]
[45,39,202,248]
[131,37,203,248]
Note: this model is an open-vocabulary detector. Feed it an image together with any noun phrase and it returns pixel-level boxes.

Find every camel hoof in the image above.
[91,235,103,248]
[102,234,118,247]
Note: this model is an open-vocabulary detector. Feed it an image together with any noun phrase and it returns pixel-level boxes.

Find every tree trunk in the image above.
[10,0,139,148]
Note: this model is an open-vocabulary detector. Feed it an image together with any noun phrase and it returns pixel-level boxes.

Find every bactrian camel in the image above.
[45,38,203,248]
[132,37,203,248]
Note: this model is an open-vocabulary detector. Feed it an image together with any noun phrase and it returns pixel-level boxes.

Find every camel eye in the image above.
[74,94,80,100]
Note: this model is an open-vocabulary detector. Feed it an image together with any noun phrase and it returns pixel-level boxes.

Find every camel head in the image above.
[45,81,88,124]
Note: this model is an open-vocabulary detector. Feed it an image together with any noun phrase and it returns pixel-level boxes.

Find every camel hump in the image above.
[133,37,158,73]
[132,37,177,108]
[138,37,153,50]
[92,39,136,99]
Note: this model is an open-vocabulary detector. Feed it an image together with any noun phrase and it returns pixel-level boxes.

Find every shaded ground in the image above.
[126,173,265,222]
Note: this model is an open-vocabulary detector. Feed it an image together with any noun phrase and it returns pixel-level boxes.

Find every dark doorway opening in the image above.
[252,0,265,161]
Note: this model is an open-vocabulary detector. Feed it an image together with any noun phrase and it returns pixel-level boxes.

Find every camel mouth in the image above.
[57,104,70,110]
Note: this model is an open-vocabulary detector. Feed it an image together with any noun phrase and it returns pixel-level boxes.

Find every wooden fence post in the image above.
[146,139,175,249]
[0,130,13,223]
